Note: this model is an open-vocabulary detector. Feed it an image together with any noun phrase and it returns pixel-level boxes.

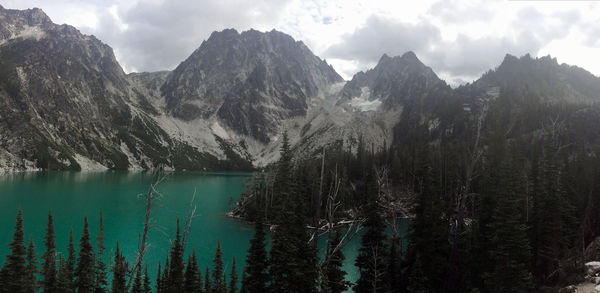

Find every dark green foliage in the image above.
[323,232,349,293]
[132,265,143,293]
[197,264,204,293]
[57,254,71,293]
[211,240,226,293]
[406,255,428,293]
[76,217,96,293]
[3,208,27,293]
[204,267,211,293]
[156,263,163,293]
[215,136,254,171]
[228,256,237,293]
[241,218,269,293]
[162,256,170,292]
[403,160,449,293]
[484,153,533,292]
[530,138,574,285]
[184,251,201,293]
[166,219,185,292]
[268,132,319,293]
[354,178,388,293]
[95,212,108,293]
[142,265,152,293]
[24,237,39,293]
[42,210,58,293]
[111,242,128,293]
[67,228,76,291]
[386,239,402,293]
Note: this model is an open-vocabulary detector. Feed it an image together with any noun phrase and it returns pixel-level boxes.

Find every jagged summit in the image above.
[3,5,600,171]
[162,28,343,142]
[0,6,236,171]
[340,51,446,110]
[498,53,558,70]
[477,53,600,102]
[0,5,53,28]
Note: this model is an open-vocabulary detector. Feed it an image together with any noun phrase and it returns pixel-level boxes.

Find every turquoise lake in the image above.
[0,171,364,287]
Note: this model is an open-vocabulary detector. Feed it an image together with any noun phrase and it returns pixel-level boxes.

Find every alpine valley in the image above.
[1,5,600,172]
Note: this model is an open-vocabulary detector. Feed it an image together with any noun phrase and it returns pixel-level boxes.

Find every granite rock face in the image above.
[0,6,239,171]
[3,6,600,171]
[340,52,446,111]
[161,29,342,142]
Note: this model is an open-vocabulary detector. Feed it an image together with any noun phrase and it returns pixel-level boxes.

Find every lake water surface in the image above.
[0,171,362,287]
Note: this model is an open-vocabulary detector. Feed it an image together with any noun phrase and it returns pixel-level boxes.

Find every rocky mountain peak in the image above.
[0,6,54,41]
[340,51,445,110]
[0,5,52,23]
[161,28,342,142]
[377,51,435,77]
[0,5,53,29]
[476,53,600,102]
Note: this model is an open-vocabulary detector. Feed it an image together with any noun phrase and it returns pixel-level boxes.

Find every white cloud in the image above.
[1,0,599,82]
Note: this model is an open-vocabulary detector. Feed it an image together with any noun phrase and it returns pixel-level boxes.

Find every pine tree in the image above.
[485,155,533,292]
[132,265,143,293]
[95,211,108,293]
[211,240,226,293]
[24,236,39,293]
[0,266,7,293]
[142,265,152,293]
[4,208,27,292]
[268,193,319,293]
[57,254,71,293]
[197,264,204,293]
[204,267,211,293]
[269,131,296,222]
[156,263,163,293]
[530,137,572,284]
[228,256,237,293]
[323,232,349,293]
[42,210,58,293]
[404,160,448,292]
[167,219,185,292]
[76,217,96,293]
[406,255,428,293]
[268,132,319,292]
[111,242,127,293]
[67,228,76,291]
[241,217,268,293]
[354,177,388,293]
[162,256,170,292]
[386,238,402,293]
[184,250,201,293]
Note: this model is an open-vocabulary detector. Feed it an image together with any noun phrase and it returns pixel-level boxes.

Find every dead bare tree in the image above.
[317,165,364,266]
[374,165,400,235]
[369,245,385,293]
[182,188,199,251]
[127,169,169,289]
[313,147,326,247]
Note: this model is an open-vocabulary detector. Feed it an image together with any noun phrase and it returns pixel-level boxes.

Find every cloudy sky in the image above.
[3,0,599,85]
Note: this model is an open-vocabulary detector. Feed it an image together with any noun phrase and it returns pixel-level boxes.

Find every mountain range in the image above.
[1,5,600,171]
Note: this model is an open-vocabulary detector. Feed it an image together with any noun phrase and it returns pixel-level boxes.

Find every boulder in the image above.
[586,261,600,276]
[586,237,600,261]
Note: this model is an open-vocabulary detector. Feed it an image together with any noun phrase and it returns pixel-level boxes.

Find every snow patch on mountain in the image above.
[349,87,382,111]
